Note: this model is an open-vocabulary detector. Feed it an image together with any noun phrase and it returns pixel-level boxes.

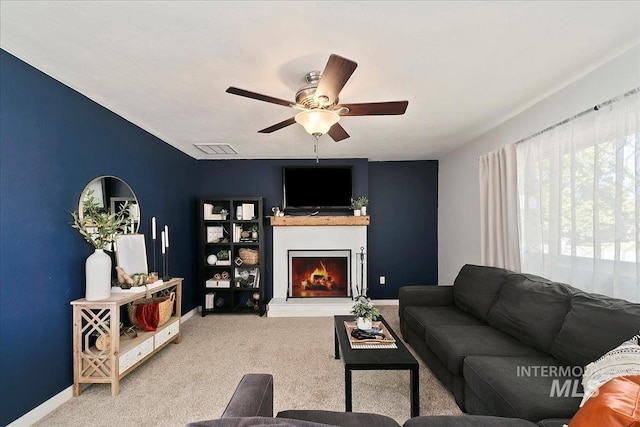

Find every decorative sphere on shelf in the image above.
[206,254,218,265]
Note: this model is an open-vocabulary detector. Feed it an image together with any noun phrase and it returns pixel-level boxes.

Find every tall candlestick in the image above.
[131,218,134,234]
[164,225,169,247]
[151,217,156,239]
[161,231,166,254]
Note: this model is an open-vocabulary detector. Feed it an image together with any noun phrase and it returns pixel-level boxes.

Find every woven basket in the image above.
[127,292,175,329]
[239,248,259,265]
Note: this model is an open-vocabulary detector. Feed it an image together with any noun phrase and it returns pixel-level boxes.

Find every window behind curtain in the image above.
[516,90,639,302]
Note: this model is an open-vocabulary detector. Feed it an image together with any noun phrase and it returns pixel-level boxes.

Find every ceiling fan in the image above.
[226,54,409,142]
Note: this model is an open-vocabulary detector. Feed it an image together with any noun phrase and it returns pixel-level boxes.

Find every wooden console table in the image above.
[70,278,182,396]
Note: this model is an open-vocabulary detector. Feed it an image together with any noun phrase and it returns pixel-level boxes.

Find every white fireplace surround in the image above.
[269,220,367,317]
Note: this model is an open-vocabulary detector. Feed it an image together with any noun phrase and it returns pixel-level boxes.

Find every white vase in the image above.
[353,209,361,217]
[356,317,372,330]
[360,206,367,215]
[85,248,112,301]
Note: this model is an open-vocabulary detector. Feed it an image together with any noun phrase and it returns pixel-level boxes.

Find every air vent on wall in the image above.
[194,143,238,156]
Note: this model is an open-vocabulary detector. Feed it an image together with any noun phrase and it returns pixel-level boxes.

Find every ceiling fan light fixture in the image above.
[294,109,340,136]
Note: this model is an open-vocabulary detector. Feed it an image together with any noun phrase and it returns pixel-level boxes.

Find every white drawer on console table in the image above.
[155,319,180,348]
[119,336,154,373]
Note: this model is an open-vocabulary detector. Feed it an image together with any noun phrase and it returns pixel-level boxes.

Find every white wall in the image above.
[438,44,640,284]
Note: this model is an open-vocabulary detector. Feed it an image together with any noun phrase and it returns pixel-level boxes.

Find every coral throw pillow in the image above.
[569,375,640,427]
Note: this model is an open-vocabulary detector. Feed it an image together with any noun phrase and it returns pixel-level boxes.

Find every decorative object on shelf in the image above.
[114,265,152,288]
[241,230,250,239]
[127,292,175,331]
[206,254,218,265]
[210,206,229,220]
[351,296,380,330]
[70,188,130,301]
[215,296,225,307]
[85,249,112,300]
[239,248,259,265]
[151,216,157,272]
[234,256,243,266]
[236,206,243,220]
[235,267,257,288]
[216,249,231,265]
[249,224,259,239]
[161,225,170,280]
[272,206,281,216]
[351,196,369,217]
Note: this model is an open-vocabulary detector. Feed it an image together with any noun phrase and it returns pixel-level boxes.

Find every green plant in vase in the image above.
[70,189,130,250]
[249,224,259,239]
[351,296,380,330]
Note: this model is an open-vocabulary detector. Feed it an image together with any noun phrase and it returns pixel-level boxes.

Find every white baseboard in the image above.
[7,385,73,427]
[8,308,200,426]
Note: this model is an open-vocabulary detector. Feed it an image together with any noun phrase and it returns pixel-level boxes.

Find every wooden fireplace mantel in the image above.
[270,215,370,227]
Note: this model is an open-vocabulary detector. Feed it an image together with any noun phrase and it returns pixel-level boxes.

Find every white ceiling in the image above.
[1,1,639,161]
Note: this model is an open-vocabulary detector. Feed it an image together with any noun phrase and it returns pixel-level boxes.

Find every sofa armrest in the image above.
[398,285,455,324]
[399,285,454,309]
[221,374,274,418]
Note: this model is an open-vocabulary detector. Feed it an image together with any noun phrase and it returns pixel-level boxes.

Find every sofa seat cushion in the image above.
[463,355,581,421]
[453,264,513,322]
[425,325,547,376]
[404,415,538,427]
[403,306,485,339]
[277,410,401,427]
[486,275,574,353]
[550,292,640,366]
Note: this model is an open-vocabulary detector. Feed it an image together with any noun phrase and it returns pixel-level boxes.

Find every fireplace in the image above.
[288,250,351,298]
[270,217,368,316]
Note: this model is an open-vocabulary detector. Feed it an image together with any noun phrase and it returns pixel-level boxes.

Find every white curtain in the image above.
[517,90,640,302]
[479,143,521,271]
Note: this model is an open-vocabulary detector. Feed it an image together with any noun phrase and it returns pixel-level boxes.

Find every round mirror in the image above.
[79,176,140,234]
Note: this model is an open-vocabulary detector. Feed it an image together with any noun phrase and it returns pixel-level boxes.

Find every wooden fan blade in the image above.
[258,117,296,133]
[315,54,358,106]
[226,87,294,108]
[327,123,350,142]
[336,101,408,116]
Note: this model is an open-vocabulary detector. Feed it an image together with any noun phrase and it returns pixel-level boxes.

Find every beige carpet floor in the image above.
[33,305,461,426]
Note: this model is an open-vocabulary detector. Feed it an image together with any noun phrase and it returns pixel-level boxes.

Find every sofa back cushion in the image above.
[486,274,575,353]
[551,293,640,366]
[453,264,512,321]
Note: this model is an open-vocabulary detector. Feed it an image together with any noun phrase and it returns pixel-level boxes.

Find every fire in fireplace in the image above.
[288,250,351,298]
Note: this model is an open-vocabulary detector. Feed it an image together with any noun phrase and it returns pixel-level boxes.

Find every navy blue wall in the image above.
[0,50,199,425]
[367,161,438,298]
[196,158,369,301]
[197,159,438,300]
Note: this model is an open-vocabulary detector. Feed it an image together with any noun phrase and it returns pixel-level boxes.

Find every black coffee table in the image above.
[333,315,420,417]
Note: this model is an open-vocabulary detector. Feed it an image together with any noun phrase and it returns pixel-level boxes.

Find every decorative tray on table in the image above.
[344,321,396,345]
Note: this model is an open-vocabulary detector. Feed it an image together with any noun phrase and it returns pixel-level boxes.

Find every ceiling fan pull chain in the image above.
[314,135,319,163]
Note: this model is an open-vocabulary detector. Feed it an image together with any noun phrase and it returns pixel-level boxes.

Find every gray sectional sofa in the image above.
[399,264,640,424]
[186,373,543,427]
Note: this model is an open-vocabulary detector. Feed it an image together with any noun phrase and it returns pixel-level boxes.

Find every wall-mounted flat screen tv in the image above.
[282,166,353,211]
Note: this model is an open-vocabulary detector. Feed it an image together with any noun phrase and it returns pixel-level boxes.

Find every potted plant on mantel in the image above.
[351,196,369,216]
[70,189,130,301]
[351,296,380,330]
